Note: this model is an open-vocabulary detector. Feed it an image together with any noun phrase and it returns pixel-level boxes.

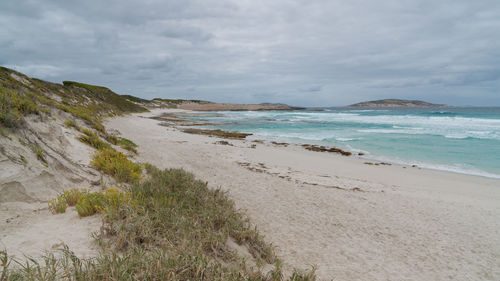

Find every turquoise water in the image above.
[189,107,500,179]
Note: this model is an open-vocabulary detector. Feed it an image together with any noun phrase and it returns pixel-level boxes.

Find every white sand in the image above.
[106,108,500,281]
[0,114,104,260]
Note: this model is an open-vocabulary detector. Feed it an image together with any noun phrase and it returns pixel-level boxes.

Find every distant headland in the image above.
[348,99,446,108]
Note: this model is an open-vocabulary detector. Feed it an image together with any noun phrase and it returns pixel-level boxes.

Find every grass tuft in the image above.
[78,128,111,150]
[48,196,68,214]
[64,119,79,130]
[118,137,137,153]
[30,144,45,163]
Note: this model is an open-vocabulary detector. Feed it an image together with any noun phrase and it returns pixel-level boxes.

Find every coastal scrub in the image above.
[4,166,317,280]
[91,148,142,183]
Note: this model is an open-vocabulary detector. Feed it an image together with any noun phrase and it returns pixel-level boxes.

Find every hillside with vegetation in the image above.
[0,67,315,280]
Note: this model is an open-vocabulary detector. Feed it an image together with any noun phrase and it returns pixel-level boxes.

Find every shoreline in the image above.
[106,108,500,280]
[167,110,500,180]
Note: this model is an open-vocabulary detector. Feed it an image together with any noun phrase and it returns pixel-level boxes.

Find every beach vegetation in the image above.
[11,166,316,280]
[75,192,105,217]
[20,155,27,164]
[61,188,86,206]
[91,149,142,183]
[0,86,40,128]
[118,137,137,153]
[153,98,209,104]
[64,119,79,130]
[63,81,147,113]
[3,166,316,280]
[104,134,119,145]
[30,144,45,162]
[78,128,111,150]
[121,94,150,103]
[48,196,68,214]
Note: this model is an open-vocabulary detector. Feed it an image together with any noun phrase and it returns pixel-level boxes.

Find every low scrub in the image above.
[75,188,130,217]
[3,167,316,280]
[48,196,68,214]
[62,188,86,206]
[91,149,142,183]
[78,128,111,150]
[0,86,40,128]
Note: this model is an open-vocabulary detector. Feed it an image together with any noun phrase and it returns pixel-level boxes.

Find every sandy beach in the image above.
[103,108,500,280]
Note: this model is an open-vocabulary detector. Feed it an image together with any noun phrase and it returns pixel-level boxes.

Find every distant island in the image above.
[348,99,446,108]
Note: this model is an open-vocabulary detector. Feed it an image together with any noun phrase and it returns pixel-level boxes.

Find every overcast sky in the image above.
[2,0,500,106]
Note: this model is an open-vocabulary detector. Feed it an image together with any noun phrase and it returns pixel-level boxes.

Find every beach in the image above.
[105,108,500,280]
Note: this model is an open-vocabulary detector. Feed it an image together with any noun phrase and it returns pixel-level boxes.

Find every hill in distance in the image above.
[348,99,446,108]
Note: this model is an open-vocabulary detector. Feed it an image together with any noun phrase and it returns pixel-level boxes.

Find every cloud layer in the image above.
[2,0,500,106]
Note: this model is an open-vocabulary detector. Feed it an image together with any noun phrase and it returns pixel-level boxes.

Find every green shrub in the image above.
[62,188,87,206]
[0,86,40,127]
[48,196,68,214]
[78,128,111,150]
[91,149,142,183]
[101,188,130,211]
[74,188,129,217]
[76,192,105,217]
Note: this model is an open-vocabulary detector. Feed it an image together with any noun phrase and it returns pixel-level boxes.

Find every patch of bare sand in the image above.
[106,108,500,281]
[0,113,105,259]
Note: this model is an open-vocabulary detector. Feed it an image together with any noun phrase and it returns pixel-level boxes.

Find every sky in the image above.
[1,0,500,106]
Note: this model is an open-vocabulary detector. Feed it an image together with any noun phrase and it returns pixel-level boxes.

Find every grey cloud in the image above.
[300,86,323,93]
[160,23,213,43]
[1,0,500,106]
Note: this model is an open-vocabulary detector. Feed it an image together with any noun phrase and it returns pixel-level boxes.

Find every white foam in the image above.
[361,154,500,179]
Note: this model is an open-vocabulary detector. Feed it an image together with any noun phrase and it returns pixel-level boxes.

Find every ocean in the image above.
[188,107,500,179]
